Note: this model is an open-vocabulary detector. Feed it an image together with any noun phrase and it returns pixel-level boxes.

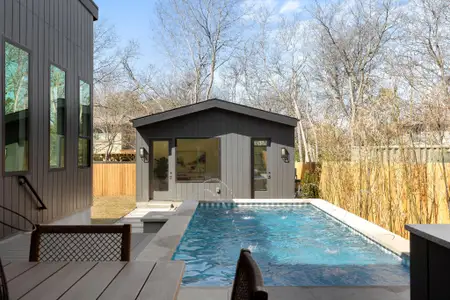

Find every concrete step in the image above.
[136,201,181,209]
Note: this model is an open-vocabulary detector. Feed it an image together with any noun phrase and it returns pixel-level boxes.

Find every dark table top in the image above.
[406,224,450,249]
[2,260,184,300]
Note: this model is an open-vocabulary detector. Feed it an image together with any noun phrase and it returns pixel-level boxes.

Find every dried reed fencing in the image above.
[93,163,136,196]
[319,161,450,239]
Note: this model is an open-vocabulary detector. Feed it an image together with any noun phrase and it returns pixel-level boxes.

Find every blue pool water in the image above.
[172,204,410,286]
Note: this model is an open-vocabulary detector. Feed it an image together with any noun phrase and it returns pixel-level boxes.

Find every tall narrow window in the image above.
[253,140,268,191]
[4,42,29,173]
[49,65,65,168]
[78,80,91,167]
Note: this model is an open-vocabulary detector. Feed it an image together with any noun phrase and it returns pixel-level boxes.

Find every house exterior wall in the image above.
[136,108,295,201]
[0,0,96,239]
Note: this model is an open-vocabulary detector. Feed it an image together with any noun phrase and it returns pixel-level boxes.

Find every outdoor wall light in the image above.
[139,147,148,162]
[281,147,290,163]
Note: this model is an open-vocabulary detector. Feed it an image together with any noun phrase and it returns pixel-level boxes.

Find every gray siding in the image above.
[0,0,95,238]
[136,109,295,201]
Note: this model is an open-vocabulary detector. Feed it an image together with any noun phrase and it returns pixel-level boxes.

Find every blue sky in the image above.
[95,0,163,68]
[94,0,312,68]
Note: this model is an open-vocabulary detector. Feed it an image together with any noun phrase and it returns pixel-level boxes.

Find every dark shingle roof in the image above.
[131,98,298,128]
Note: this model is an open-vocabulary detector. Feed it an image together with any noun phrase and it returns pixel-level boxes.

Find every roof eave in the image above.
[79,0,98,21]
[131,99,298,128]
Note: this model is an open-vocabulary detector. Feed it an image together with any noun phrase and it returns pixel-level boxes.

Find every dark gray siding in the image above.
[0,0,95,238]
[136,108,295,201]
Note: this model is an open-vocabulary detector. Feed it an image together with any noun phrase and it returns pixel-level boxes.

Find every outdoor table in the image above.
[2,260,184,300]
[406,224,450,300]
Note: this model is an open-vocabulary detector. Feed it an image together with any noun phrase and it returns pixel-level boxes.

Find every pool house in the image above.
[132,98,297,202]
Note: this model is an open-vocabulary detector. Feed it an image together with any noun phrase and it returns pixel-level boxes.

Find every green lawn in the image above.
[91,196,136,224]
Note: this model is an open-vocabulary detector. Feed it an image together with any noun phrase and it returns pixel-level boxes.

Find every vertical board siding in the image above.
[136,109,295,201]
[0,0,95,239]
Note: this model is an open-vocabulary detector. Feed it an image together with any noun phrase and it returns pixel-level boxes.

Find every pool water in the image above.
[172,204,410,286]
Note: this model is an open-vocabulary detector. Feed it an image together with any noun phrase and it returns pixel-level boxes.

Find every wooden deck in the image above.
[2,260,185,300]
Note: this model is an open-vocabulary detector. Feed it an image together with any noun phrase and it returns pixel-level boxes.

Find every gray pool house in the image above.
[132,98,297,202]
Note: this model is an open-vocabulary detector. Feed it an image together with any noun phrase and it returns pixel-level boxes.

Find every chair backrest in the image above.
[0,259,9,300]
[29,224,131,262]
[230,249,268,300]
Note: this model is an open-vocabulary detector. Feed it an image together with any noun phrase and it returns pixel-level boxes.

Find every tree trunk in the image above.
[299,119,310,163]
[193,67,201,104]
[206,49,216,100]
[296,125,304,162]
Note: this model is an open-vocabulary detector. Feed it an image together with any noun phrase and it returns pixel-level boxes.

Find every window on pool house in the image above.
[49,65,66,169]
[176,138,220,182]
[78,80,91,167]
[4,42,30,173]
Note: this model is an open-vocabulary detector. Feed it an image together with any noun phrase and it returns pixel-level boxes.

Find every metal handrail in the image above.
[17,176,47,210]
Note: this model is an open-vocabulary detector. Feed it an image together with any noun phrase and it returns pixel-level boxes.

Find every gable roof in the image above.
[131,98,298,128]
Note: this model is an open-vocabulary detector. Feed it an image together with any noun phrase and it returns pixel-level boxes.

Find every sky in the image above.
[94,0,310,69]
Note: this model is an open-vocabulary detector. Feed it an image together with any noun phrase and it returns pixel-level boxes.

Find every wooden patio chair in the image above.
[230,249,268,300]
[0,259,9,300]
[29,224,131,262]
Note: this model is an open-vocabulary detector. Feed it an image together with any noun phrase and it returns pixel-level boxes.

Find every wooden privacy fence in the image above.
[295,162,316,179]
[319,161,450,238]
[93,163,136,197]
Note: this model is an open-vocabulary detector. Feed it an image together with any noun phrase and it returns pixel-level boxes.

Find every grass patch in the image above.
[91,196,136,224]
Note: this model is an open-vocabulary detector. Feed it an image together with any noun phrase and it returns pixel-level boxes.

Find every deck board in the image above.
[5,260,182,300]
[20,262,97,300]
[98,261,156,300]
[1,260,11,267]
[137,261,185,300]
[3,261,37,282]
[7,262,68,299]
[59,262,127,300]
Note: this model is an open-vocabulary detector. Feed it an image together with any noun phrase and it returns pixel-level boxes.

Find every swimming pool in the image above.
[172,203,410,286]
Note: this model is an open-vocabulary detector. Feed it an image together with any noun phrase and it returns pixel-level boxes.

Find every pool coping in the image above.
[136,199,410,263]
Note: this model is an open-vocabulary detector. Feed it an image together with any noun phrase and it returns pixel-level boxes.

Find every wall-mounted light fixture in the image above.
[281,147,290,163]
[139,147,148,162]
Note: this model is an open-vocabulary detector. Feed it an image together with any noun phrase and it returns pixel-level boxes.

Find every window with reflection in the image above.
[253,139,268,191]
[78,80,91,167]
[78,138,89,167]
[49,65,65,168]
[152,140,169,191]
[4,42,29,173]
[176,138,220,182]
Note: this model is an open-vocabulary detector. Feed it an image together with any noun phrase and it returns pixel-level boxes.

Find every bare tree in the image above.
[230,9,319,162]
[156,0,244,103]
[311,0,400,148]
[93,90,149,160]
[93,21,123,89]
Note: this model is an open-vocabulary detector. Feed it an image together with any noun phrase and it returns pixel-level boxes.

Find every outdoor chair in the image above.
[0,259,9,300]
[230,249,268,300]
[29,224,131,262]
